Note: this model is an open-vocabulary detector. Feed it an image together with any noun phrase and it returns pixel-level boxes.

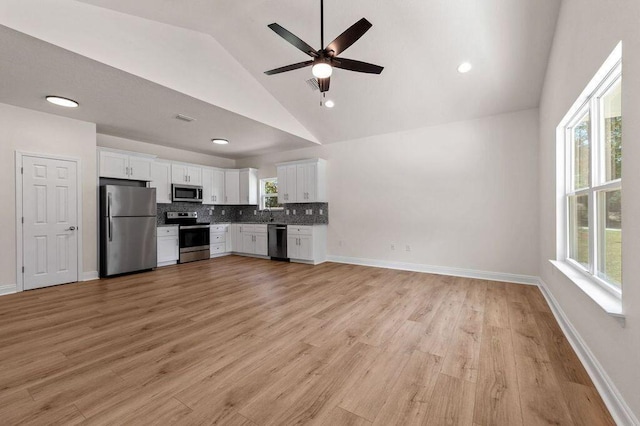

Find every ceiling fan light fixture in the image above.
[324,99,335,108]
[312,62,333,79]
[46,96,79,108]
[457,62,472,73]
[212,138,229,145]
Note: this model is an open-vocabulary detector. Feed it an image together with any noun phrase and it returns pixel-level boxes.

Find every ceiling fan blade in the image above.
[333,58,384,74]
[318,77,330,93]
[325,18,372,57]
[264,60,313,75]
[268,23,318,57]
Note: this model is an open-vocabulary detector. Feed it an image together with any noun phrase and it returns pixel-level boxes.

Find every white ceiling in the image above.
[77,0,562,143]
[0,25,318,158]
[0,0,561,158]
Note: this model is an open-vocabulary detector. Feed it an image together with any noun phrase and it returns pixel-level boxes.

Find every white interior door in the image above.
[22,156,79,290]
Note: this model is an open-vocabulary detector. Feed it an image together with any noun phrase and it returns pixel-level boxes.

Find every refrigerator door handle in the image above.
[107,192,113,241]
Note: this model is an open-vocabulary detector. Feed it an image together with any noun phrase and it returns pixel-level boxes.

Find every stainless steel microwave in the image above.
[172,184,203,203]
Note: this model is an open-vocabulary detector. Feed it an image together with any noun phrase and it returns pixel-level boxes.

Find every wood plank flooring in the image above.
[0,256,614,425]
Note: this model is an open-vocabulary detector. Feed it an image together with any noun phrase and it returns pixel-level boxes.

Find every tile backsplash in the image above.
[157,202,328,226]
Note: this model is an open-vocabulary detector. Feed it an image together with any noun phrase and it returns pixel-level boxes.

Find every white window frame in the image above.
[259,177,283,211]
[553,42,623,317]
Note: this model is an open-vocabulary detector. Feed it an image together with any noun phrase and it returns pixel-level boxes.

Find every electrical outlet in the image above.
[319,209,323,215]
[391,244,395,251]
[293,209,296,215]
[221,210,225,215]
[254,210,257,215]
[239,210,242,215]
[405,245,411,252]
[286,209,290,215]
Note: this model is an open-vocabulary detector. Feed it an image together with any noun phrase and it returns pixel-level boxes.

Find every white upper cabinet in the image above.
[202,167,225,205]
[212,169,225,204]
[202,167,214,205]
[98,149,154,181]
[171,163,202,185]
[277,164,297,203]
[240,168,258,205]
[224,170,240,204]
[150,160,172,204]
[276,159,326,203]
[127,156,153,181]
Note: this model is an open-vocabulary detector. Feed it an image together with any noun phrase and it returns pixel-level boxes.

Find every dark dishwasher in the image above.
[268,224,289,261]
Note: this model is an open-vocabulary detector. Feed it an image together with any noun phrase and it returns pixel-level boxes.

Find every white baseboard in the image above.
[326,255,539,285]
[538,279,639,426]
[81,271,99,282]
[0,284,17,296]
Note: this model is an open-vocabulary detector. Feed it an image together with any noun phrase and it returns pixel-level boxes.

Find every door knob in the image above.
[67,226,77,231]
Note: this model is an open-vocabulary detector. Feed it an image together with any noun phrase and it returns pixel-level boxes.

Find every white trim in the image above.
[81,271,99,282]
[326,255,539,285]
[537,278,638,426]
[0,284,17,296]
[15,151,84,292]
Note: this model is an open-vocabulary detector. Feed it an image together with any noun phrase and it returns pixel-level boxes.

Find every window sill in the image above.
[549,260,624,321]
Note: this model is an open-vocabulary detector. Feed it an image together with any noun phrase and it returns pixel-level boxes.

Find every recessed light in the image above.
[457,62,472,73]
[46,96,79,108]
[324,100,335,108]
[212,138,229,145]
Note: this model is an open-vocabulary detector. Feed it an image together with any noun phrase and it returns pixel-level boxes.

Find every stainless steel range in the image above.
[166,212,210,263]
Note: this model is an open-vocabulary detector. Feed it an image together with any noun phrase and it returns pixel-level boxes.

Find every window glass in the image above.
[573,112,590,190]
[598,189,622,286]
[601,80,622,182]
[569,194,589,268]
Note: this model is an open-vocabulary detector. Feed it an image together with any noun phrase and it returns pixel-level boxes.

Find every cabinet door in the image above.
[99,151,129,179]
[287,235,298,259]
[304,163,317,202]
[225,170,240,204]
[240,169,258,205]
[150,161,172,204]
[298,235,313,260]
[234,225,244,253]
[225,226,233,252]
[277,166,287,203]
[255,234,268,256]
[187,166,202,186]
[201,167,214,205]
[242,234,255,254]
[157,236,178,264]
[285,165,297,202]
[171,164,188,184]
[128,156,153,181]
[212,169,225,204]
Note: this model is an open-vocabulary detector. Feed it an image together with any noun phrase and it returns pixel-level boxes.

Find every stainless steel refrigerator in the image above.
[100,185,157,277]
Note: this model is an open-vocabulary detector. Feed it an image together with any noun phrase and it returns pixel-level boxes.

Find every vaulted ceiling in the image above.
[0,0,561,158]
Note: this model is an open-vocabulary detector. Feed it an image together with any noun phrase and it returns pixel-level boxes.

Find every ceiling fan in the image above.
[264,0,383,93]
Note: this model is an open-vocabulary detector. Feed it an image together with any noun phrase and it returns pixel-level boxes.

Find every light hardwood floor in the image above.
[0,256,614,425]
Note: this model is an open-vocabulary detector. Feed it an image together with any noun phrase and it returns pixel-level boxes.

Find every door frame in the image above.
[15,151,84,292]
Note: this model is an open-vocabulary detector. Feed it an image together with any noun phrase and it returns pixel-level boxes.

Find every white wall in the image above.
[538,0,640,420]
[0,103,97,290]
[237,108,539,277]
[97,134,235,168]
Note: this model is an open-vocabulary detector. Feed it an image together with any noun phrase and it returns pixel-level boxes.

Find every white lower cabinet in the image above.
[210,224,230,258]
[236,224,268,256]
[157,226,179,267]
[287,225,327,264]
